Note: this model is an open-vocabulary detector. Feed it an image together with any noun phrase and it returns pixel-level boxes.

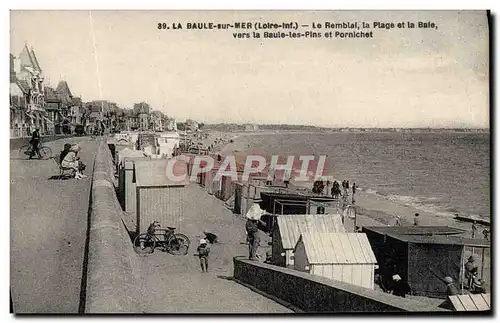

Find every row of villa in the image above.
[9,44,179,138]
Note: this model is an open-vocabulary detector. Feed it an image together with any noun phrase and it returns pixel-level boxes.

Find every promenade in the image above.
[10,137,97,313]
[123,184,291,313]
[10,137,291,313]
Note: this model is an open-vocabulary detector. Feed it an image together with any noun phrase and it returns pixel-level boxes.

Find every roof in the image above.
[276,214,346,250]
[448,294,490,311]
[296,232,377,265]
[135,159,188,187]
[261,191,336,202]
[387,234,490,248]
[152,110,164,118]
[363,226,466,236]
[56,81,73,103]
[16,79,30,93]
[44,87,61,103]
[117,148,146,165]
[19,45,41,72]
[30,48,42,72]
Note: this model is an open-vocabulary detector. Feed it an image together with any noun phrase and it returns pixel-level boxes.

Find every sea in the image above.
[240,132,491,220]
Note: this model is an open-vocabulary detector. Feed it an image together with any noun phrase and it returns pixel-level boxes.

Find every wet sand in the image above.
[211,130,491,289]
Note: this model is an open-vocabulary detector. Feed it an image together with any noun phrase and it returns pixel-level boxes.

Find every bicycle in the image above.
[133,221,190,255]
[18,142,52,160]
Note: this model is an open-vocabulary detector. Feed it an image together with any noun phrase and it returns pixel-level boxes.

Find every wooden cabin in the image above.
[294,232,378,289]
[134,159,189,235]
[362,226,489,298]
[271,214,346,267]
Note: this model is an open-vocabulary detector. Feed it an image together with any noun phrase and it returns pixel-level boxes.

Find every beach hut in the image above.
[117,155,150,213]
[362,226,490,298]
[233,182,243,214]
[293,232,378,289]
[134,159,189,235]
[271,214,346,267]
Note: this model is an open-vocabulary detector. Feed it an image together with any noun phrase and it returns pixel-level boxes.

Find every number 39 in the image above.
[158,23,167,29]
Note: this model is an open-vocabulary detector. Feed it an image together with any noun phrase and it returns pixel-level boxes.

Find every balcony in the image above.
[27,104,45,112]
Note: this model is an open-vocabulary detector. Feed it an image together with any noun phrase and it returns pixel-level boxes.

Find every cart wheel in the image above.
[133,233,156,254]
[166,233,190,255]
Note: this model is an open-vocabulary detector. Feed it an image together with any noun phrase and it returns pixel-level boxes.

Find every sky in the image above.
[10,10,489,128]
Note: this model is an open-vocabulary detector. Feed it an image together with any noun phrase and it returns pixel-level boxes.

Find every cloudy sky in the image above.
[10,10,489,127]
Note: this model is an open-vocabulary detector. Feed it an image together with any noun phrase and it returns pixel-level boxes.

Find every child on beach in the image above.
[195,239,211,273]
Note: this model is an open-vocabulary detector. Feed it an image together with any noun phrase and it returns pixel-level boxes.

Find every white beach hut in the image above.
[271,214,346,267]
[293,232,378,289]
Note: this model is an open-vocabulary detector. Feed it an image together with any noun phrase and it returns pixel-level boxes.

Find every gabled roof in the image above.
[133,102,150,114]
[16,79,31,94]
[276,214,346,250]
[44,87,61,103]
[19,44,42,72]
[152,110,164,118]
[29,48,42,72]
[296,232,377,265]
[56,81,73,103]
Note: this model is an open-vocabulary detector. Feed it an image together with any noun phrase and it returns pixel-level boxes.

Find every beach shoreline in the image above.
[209,130,489,235]
[199,129,490,289]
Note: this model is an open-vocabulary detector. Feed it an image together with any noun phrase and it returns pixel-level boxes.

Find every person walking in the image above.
[413,213,420,226]
[465,255,479,290]
[246,218,260,260]
[195,239,211,273]
[245,202,266,261]
[29,128,41,159]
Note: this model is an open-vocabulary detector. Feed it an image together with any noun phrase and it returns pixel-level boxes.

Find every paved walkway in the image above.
[123,185,291,313]
[10,137,98,313]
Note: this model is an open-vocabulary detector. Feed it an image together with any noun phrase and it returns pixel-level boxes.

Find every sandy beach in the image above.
[203,130,491,289]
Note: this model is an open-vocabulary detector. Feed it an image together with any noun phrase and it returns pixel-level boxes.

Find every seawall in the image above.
[233,257,447,313]
[84,140,141,313]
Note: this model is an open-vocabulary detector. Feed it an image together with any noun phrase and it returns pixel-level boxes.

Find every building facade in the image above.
[10,45,48,137]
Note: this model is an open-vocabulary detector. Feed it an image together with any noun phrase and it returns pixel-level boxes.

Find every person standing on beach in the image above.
[284,168,291,188]
[472,221,478,239]
[395,215,402,226]
[483,228,490,241]
[341,180,347,198]
[352,183,357,204]
[195,239,210,273]
[413,213,420,226]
